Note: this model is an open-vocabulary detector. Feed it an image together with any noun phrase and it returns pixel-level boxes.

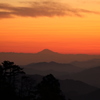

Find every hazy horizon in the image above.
[1,49,100,55]
[1,49,100,65]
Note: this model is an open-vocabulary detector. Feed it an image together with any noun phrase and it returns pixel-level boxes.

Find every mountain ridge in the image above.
[1,49,100,65]
[68,66,100,88]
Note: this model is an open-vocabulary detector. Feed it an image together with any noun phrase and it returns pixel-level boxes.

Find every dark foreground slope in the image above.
[69,66,100,88]
[74,89,100,100]
[27,74,98,100]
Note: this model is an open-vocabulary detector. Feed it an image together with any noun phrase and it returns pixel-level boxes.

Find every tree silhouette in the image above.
[1,61,25,87]
[0,61,71,100]
[35,74,66,100]
[0,61,25,100]
[19,75,35,100]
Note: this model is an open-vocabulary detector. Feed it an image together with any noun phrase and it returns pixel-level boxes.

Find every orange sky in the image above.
[0,0,100,54]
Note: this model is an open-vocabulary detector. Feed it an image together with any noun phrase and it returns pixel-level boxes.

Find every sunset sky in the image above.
[0,0,100,54]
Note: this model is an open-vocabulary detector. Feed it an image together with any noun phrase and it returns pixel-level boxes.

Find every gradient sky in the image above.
[0,0,100,54]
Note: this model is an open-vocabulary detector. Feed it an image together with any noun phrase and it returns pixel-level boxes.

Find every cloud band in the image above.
[0,1,100,19]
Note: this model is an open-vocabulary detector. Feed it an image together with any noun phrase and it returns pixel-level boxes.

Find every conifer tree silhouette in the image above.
[35,74,66,100]
[0,61,25,100]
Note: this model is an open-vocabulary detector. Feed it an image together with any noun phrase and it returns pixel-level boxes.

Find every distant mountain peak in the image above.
[42,49,53,52]
[37,49,58,54]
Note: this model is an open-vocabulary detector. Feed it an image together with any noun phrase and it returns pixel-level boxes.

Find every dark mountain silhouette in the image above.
[71,59,100,69]
[75,89,100,100]
[37,49,59,54]
[1,60,99,100]
[25,74,98,100]
[1,49,100,65]
[22,62,83,77]
[60,79,98,100]
[69,66,100,88]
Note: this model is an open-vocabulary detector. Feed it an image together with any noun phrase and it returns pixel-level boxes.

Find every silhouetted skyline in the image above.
[1,49,100,65]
